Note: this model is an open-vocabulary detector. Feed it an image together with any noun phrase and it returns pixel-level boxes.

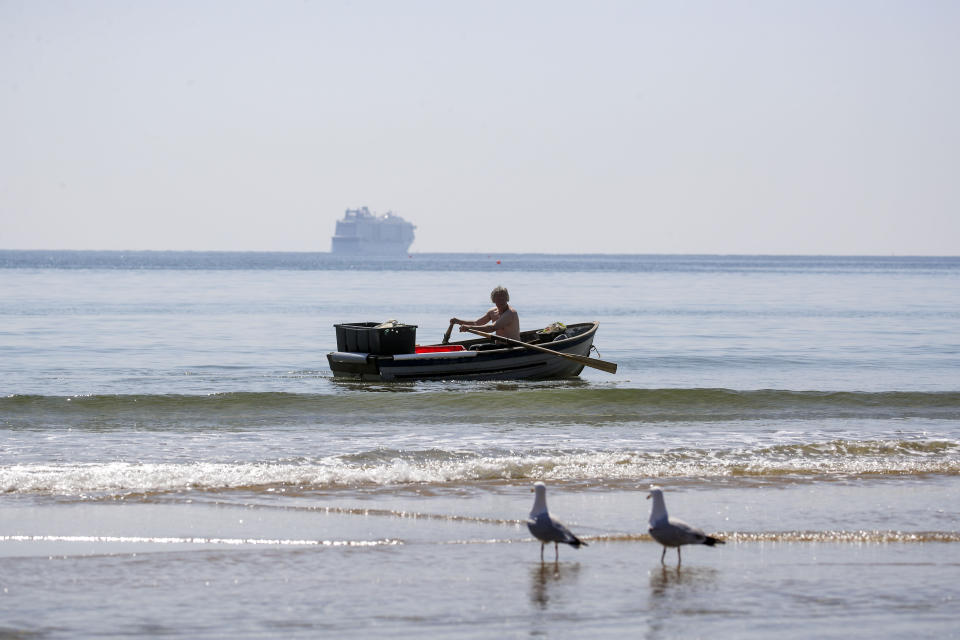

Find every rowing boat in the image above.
[327,321,602,381]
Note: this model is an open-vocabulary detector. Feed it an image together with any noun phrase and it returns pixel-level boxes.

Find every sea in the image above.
[1,251,958,639]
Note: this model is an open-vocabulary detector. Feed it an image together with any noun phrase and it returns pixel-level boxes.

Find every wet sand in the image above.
[3,482,958,639]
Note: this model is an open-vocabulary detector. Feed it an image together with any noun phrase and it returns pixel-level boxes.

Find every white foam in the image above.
[2,449,957,497]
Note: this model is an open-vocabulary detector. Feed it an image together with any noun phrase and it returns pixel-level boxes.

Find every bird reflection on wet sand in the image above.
[649,565,719,602]
[646,565,726,639]
[529,562,582,610]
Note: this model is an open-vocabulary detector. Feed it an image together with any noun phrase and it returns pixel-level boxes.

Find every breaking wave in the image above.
[4,438,958,497]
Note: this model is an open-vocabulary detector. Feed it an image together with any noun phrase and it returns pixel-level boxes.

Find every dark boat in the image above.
[327,322,601,381]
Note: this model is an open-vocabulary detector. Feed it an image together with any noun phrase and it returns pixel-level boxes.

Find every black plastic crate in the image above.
[334,322,418,355]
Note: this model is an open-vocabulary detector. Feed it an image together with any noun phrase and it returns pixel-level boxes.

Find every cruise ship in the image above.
[330,207,416,255]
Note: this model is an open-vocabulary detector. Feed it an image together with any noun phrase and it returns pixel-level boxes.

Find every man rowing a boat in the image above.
[450,286,521,341]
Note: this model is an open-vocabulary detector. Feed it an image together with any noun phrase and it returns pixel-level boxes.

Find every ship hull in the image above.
[330,237,413,255]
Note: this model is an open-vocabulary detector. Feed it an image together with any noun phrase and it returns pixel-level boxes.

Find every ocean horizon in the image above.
[2,249,958,272]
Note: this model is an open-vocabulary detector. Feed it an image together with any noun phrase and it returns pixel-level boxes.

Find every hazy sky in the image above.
[2,0,958,254]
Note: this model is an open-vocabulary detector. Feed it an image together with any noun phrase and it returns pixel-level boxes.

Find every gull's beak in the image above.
[646,494,651,500]
[530,488,535,493]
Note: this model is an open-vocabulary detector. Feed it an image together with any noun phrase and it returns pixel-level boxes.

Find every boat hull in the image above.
[327,322,599,382]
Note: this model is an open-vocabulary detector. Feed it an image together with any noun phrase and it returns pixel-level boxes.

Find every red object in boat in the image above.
[414,345,466,353]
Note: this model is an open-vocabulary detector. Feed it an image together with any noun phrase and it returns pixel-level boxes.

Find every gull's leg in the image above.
[554,542,559,563]
[677,547,682,567]
[540,543,545,562]
[660,547,666,564]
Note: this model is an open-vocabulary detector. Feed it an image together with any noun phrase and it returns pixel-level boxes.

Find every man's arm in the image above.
[459,310,512,334]
[451,310,494,326]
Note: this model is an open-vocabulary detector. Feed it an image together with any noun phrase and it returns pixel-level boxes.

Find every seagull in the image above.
[527,481,587,562]
[647,486,724,565]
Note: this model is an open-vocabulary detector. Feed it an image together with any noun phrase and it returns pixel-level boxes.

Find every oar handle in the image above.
[442,321,455,345]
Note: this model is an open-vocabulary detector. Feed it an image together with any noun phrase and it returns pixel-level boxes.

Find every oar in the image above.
[461,328,618,374]
[441,321,455,345]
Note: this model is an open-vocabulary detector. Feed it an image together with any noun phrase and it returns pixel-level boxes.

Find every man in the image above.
[450,286,520,341]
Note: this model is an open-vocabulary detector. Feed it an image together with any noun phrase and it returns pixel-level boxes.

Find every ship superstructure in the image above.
[331,207,416,255]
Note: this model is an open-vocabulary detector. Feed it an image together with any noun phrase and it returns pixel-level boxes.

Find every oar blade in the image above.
[567,352,617,374]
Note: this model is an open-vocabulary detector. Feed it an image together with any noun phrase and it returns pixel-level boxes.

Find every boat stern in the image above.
[326,351,382,381]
